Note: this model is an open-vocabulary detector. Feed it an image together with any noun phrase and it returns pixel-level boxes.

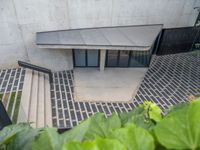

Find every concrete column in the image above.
[100,49,106,71]
[67,49,74,70]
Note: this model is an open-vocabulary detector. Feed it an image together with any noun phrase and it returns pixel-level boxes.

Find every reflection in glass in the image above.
[74,49,86,67]
[87,50,99,67]
[129,51,150,67]
[119,51,130,67]
[106,50,118,67]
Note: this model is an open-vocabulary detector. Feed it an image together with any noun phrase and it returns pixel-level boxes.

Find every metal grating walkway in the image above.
[0,68,25,123]
[51,52,200,128]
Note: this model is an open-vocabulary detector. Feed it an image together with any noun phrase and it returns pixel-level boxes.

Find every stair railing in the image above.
[18,61,53,83]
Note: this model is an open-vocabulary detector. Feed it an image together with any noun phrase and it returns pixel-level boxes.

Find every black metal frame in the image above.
[73,49,100,67]
[18,61,53,83]
[0,101,12,130]
[156,27,199,55]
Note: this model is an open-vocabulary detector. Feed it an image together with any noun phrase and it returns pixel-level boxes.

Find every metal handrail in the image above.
[18,61,53,83]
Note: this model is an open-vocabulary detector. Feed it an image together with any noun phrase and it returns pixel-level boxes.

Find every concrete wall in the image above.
[0,0,199,71]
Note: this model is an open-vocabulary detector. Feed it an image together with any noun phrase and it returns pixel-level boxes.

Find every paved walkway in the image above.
[0,51,199,128]
[51,52,200,128]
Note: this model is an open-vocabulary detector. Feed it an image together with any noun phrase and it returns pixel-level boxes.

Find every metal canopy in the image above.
[36,24,163,51]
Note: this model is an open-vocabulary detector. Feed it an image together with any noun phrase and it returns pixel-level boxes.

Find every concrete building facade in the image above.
[0,0,199,71]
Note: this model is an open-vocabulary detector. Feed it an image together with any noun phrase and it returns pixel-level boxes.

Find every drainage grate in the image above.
[0,68,25,123]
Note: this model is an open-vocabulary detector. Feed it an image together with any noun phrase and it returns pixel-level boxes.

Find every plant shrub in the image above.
[0,97,200,150]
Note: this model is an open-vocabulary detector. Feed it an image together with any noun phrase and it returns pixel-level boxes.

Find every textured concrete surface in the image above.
[0,0,199,70]
[74,68,147,102]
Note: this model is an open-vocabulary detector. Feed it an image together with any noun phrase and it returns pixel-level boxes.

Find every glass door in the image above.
[73,49,99,67]
[106,50,150,67]
[106,50,118,67]
[87,50,99,67]
[129,51,150,67]
[74,49,86,67]
[118,51,130,67]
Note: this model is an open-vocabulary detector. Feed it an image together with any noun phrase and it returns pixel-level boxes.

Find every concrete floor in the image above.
[74,68,147,102]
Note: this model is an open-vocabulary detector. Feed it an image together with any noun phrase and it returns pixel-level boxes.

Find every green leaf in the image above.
[154,100,200,150]
[6,128,40,150]
[32,128,62,150]
[0,123,31,146]
[119,106,155,130]
[61,113,121,142]
[109,124,155,150]
[143,101,162,122]
[119,107,146,125]
[165,102,189,115]
[62,138,127,150]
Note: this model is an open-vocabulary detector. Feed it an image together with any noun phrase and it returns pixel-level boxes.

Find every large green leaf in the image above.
[6,128,40,150]
[32,128,62,150]
[108,124,155,150]
[61,113,121,142]
[164,102,189,115]
[154,100,200,150]
[119,106,155,130]
[119,107,145,126]
[62,138,127,150]
[0,123,31,146]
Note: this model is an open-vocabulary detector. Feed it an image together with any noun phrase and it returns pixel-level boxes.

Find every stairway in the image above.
[18,69,52,128]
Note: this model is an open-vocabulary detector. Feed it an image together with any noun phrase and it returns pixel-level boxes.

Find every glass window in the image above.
[74,49,100,67]
[129,51,150,67]
[106,50,118,67]
[87,50,99,67]
[74,49,86,67]
[118,51,130,67]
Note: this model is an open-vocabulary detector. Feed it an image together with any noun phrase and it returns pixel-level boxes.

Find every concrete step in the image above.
[44,74,52,126]
[17,69,32,123]
[37,72,45,128]
[29,71,38,128]
[18,69,52,128]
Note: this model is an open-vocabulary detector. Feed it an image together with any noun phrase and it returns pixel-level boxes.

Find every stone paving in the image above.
[51,51,200,128]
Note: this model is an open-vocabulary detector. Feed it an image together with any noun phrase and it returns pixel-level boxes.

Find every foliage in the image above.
[108,123,155,150]
[154,100,200,150]
[0,99,200,150]
[0,123,31,146]
[62,138,126,150]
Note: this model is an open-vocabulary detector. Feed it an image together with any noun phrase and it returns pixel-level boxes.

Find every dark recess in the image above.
[156,27,200,55]
[0,101,12,130]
